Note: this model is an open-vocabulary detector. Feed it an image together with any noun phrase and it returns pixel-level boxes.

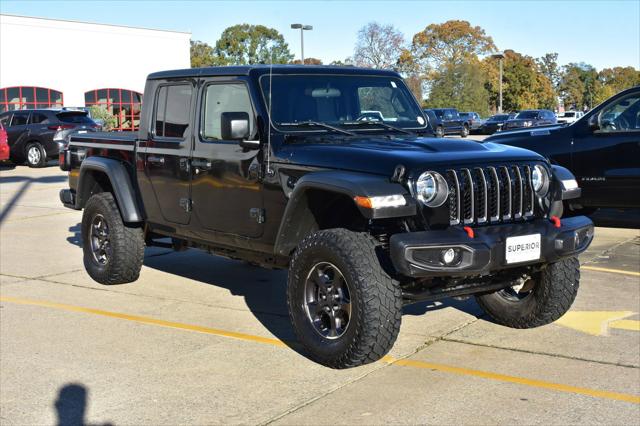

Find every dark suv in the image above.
[0,109,97,167]
[502,109,557,131]
[424,108,469,137]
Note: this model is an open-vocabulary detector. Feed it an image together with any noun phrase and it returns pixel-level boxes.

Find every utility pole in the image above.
[491,52,505,113]
[291,23,313,64]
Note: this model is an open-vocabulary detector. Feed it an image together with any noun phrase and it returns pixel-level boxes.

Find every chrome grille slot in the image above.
[446,164,540,226]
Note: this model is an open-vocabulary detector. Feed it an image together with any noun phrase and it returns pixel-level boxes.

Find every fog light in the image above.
[442,248,457,265]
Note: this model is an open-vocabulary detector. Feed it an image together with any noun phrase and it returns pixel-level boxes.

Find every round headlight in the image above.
[416,171,449,207]
[532,165,549,196]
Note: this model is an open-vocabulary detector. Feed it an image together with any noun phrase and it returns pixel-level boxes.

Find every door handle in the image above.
[147,155,165,165]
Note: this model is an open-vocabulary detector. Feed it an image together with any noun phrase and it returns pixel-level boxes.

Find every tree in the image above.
[353,22,405,69]
[410,20,496,74]
[559,63,599,109]
[190,40,216,68]
[425,59,489,114]
[595,66,640,103]
[536,53,561,90]
[214,24,293,65]
[88,106,117,131]
[291,58,323,65]
[483,50,556,112]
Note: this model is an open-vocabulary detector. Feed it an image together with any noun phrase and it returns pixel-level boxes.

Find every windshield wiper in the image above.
[279,121,356,136]
[342,121,415,135]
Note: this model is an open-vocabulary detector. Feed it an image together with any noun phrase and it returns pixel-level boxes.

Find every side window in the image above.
[154,84,192,139]
[11,113,29,126]
[0,114,10,126]
[29,113,49,124]
[598,94,640,133]
[202,83,255,140]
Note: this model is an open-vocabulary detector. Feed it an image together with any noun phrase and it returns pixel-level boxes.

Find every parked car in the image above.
[423,108,469,137]
[478,113,510,134]
[486,86,640,217]
[502,109,557,131]
[0,109,98,167]
[557,110,584,124]
[59,65,592,369]
[0,122,9,161]
[459,112,483,132]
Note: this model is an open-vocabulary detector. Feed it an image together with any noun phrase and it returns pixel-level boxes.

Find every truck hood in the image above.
[275,135,545,177]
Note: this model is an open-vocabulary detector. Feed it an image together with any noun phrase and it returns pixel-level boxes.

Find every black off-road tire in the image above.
[82,192,144,285]
[460,124,469,138]
[25,142,46,168]
[287,229,402,369]
[435,126,445,138]
[476,257,580,328]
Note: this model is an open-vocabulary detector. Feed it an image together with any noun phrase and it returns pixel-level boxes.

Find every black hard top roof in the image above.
[148,65,401,80]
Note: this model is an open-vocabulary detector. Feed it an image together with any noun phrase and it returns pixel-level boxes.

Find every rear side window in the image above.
[154,84,192,139]
[30,113,49,124]
[57,113,93,124]
[11,113,29,126]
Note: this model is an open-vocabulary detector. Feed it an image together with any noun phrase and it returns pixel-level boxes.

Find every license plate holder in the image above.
[505,234,541,264]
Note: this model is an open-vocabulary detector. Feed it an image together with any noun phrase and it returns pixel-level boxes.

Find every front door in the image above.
[140,82,195,225]
[572,91,640,208]
[6,111,30,151]
[190,78,263,238]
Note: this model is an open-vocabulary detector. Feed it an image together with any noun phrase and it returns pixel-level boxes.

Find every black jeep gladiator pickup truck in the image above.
[60,65,594,369]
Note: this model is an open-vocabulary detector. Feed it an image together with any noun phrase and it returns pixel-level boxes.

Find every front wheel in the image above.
[82,192,144,285]
[460,125,469,138]
[287,229,402,369]
[435,126,444,138]
[476,257,580,328]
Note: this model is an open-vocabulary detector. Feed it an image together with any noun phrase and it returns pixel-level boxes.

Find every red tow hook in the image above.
[550,215,561,228]
[463,226,475,238]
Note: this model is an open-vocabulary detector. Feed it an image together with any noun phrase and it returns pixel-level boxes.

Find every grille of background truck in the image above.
[446,165,538,226]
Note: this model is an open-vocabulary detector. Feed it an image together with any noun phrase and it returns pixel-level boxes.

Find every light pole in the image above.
[491,52,505,113]
[291,23,313,64]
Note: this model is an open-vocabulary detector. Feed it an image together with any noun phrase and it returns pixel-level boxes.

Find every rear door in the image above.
[140,81,195,225]
[571,92,640,208]
[190,77,263,238]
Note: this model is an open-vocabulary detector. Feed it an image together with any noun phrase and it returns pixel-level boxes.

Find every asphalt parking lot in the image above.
[1,158,639,425]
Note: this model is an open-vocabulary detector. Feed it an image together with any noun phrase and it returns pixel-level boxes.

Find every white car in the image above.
[557,110,584,124]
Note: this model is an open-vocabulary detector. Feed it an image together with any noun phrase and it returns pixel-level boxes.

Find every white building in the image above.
[0,14,190,130]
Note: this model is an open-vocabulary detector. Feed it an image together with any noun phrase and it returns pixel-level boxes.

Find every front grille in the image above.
[446,165,537,226]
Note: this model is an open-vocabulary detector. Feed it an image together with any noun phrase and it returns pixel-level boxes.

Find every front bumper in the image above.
[390,216,594,278]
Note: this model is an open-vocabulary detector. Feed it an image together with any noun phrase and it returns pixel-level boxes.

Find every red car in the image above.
[0,122,9,161]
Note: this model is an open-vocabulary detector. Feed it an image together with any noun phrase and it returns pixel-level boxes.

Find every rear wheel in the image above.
[288,229,402,369]
[82,192,144,284]
[476,257,580,328]
[25,142,46,168]
[460,124,469,138]
[435,126,444,137]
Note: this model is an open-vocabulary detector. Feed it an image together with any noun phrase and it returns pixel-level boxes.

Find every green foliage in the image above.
[88,106,117,131]
[190,40,216,68]
[214,24,293,65]
[425,59,489,115]
[290,58,323,65]
[594,66,640,104]
[536,53,561,90]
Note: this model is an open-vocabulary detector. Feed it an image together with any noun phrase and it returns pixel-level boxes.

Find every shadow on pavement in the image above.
[54,383,112,426]
[0,174,68,225]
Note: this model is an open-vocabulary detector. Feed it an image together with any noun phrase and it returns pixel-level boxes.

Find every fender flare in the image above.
[274,170,416,256]
[551,165,581,201]
[77,157,143,223]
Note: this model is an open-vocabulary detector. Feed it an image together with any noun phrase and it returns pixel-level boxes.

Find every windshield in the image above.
[515,111,539,119]
[563,112,575,117]
[488,114,508,121]
[261,74,427,130]
[57,112,94,124]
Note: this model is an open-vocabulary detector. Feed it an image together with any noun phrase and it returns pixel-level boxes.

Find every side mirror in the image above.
[588,114,600,131]
[221,112,250,141]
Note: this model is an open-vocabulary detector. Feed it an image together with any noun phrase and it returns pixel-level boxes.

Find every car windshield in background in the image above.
[489,114,509,121]
[515,111,538,119]
[564,112,575,117]
[57,113,94,124]
[261,74,427,130]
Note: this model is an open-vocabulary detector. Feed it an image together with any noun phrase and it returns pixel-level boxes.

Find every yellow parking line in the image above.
[0,296,286,348]
[582,266,640,277]
[1,295,639,405]
[610,320,640,332]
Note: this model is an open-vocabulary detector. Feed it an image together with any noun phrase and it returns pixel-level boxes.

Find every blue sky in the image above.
[1,0,638,70]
